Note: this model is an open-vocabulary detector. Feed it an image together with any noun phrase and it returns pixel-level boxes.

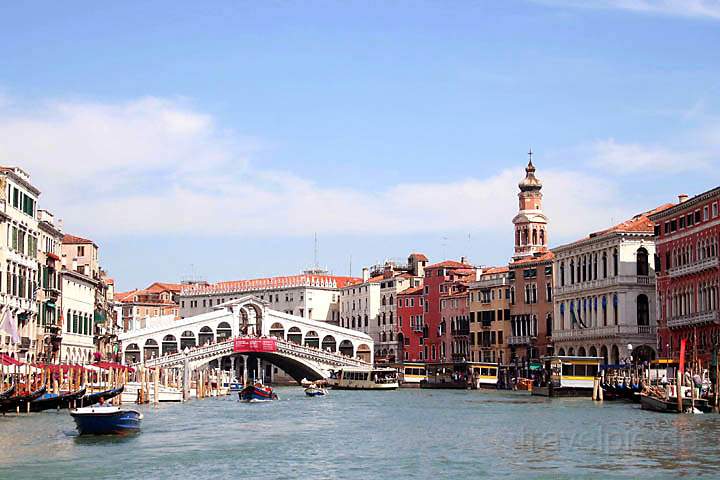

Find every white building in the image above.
[179,272,359,323]
[60,269,98,364]
[0,167,41,363]
[37,209,63,362]
[552,206,671,364]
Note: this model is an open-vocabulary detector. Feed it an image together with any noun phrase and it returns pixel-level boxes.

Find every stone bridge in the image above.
[118,295,374,381]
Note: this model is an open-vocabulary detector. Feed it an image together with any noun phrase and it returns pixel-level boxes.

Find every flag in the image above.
[0,308,20,344]
[679,338,687,374]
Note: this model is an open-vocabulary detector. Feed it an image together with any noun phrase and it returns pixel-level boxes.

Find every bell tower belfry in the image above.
[512,151,549,260]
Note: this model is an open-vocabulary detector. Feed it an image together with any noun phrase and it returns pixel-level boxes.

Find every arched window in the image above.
[570,260,575,284]
[540,229,545,245]
[389,295,394,305]
[637,248,649,276]
[532,229,538,245]
[637,294,650,326]
[381,296,386,306]
[602,252,608,278]
[613,249,619,276]
[560,262,565,287]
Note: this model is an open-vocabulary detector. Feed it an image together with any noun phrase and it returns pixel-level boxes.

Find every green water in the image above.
[1,388,719,479]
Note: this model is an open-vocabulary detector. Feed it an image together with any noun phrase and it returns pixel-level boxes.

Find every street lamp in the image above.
[627,343,634,366]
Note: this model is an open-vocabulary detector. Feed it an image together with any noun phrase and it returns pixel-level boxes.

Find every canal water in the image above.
[2,388,720,479]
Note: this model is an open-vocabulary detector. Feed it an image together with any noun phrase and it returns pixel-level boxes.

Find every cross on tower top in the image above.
[528,148,533,166]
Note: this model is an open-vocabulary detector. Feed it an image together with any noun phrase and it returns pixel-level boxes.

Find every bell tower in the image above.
[512,151,549,260]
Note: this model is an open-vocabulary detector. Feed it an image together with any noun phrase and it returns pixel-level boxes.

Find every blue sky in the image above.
[0,0,719,290]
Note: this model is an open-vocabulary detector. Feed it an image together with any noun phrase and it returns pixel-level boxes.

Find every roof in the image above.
[510,251,555,267]
[114,290,140,302]
[398,285,424,296]
[146,282,183,293]
[367,274,385,284]
[426,260,472,269]
[409,253,429,261]
[556,203,675,251]
[649,187,720,221]
[182,274,362,296]
[481,266,509,275]
[62,233,95,245]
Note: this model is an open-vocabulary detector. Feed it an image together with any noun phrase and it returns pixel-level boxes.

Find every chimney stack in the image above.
[362,267,369,282]
[678,194,689,203]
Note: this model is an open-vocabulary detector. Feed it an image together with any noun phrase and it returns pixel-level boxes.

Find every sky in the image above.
[0,0,719,291]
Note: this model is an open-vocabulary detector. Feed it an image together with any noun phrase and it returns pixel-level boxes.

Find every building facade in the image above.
[552,206,670,364]
[508,160,554,367]
[36,209,63,363]
[421,260,476,363]
[179,273,358,323]
[468,267,512,364]
[397,285,424,361]
[116,282,182,332]
[651,189,720,365]
[0,167,41,363]
[441,286,470,363]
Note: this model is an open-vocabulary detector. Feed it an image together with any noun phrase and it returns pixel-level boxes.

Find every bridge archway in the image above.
[217,321,232,341]
[144,339,159,360]
[180,331,196,350]
[356,344,371,362]
[199,326,214,346]
[162,335,178,355]
[304,331,319,348]
[322,335,337,352]
[269,322,285,339]
[125,343,140,363]
[339,340,354,357]
[287,326,302,344]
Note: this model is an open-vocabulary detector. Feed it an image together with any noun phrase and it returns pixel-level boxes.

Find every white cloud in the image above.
[587,138,709,174]
[0,96,638,244]
[534,0,720,20]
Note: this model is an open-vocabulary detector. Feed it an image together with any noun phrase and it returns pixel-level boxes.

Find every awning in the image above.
[33,363,86,373]
[46,252,60,261]
[0,353,23,366]
[92,361,135,372]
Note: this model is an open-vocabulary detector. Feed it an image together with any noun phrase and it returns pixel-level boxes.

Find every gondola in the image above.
[71,406,143,435]
[0,384,16,401]
[0,386,47,413]
[79,386,124,407]
[29,387,86,412]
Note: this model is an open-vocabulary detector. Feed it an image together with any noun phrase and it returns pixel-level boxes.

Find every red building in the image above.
[421,260,476,363]
[397,286,424,361]
[440,287,470,362]
[651,189,720,364]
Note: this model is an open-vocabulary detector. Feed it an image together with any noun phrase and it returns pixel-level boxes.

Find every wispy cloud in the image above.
[0,96,637,244]
[534,0,720,20]
[587,138,710,174]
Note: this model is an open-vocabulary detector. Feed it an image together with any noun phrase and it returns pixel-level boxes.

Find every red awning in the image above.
[33,362,86,373]
[0,353,24,366]
[92,361,135,372]
[46,252,60,261]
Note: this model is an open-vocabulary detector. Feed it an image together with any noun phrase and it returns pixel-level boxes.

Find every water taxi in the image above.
[532,356,601,397]
[70,405,143,435]
[399,362,427,387]
[421,362,498,389]
[328,368,399,390]
[304,383,328,397]
[470,362,499,389]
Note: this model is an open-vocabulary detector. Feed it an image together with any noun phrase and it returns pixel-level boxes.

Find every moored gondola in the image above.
[30,387,86,412]
[80,386,124,407]
[0,384,16,401]
[0,386,47,413]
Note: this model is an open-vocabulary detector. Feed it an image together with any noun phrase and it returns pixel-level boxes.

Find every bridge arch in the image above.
[144,338,159,360]
[125,343,140,363]
[304,330,320,348]
[322,335,337,352]
[199,326,214,346]
[162,334,178,356]
[269,322,285,339]
[180,330,196,350]
[287,326,302,344]
[217,321,232,341]
[357,343,371,362]
[339,339,354,357]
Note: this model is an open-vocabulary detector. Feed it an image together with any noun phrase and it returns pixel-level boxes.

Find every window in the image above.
[613,249,619,276]
[637,294,649,326]
[636,248,649,276]
[704,206,709,221]
[78,245,85,256]
[714,203,719,218]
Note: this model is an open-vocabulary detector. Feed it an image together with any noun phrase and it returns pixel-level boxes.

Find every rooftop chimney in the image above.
[678,194,689,203]
[362,267,369,282]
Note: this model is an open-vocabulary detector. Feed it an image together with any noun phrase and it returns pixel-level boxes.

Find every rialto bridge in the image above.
[118,296,373,381]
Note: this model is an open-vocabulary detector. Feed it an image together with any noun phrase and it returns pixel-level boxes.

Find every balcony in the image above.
[552,324,657,342]
[43,287,61,301]
[555,275,655,297]
[667,311,718,329]
[451,328,470,337]
[668,257,719,279]
[508,335,532,346]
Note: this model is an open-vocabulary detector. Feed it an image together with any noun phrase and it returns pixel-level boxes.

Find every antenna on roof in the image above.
[314,232,319,270]
[349,254,352,277]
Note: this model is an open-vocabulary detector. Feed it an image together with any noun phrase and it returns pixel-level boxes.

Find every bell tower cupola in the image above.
[512,150,549,260]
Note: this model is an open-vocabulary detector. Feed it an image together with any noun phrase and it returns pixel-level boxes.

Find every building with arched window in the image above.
[551,204,672,364]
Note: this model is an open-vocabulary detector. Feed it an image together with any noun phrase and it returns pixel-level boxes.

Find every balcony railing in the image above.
[668,257,719,279]
[554,275,655,296]
[667,311,718,329]
[552,324,657,341]
[508,335,532,345]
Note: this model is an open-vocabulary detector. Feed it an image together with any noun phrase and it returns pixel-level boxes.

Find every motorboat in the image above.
[304,384,328,397]
[328,368,399,390]
[80,386,124,408]
[70,406,143,435]
[239,383,277,402]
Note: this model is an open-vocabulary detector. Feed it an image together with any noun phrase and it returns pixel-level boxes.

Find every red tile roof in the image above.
[146,282,183,293]
[510,251,555,266]
[426,260,472,269]
[409,253,429,261]
[482,266,509,275]
[182,274,362,295]
[398,285,424,296]
[62,233,95,245]
[114,290,140,302]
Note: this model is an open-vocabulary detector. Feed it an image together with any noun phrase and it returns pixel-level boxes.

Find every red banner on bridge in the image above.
[233,337,277,353]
